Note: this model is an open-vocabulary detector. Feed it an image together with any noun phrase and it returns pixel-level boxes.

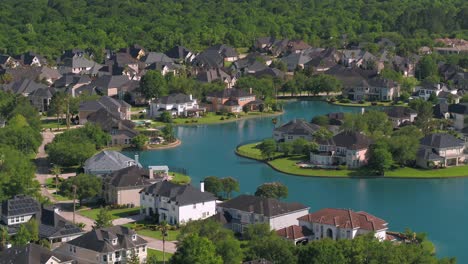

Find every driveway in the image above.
[139,235,177,253]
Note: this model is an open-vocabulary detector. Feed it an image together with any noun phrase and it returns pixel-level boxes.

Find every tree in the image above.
[400,91,410,101]
[221,177,239,199]
[25,219,39,242]
[127,250,140,264]
[390,126,423,166]
[278,142,293,156]
[409,98,434,134]
[311,115,329,126]
[157,221,170,264]
[159,111,173,123]
[162,124,176,142]
[0,226,9,249]
[94,207,113,228]
[47,140,96,167]
[60,174,101,205]
[50,165,62,190]
[314,127,333,141]
[255,182,288,199]
[428,92,438,104]
[204,176,223,198]
[291,138,308,155]
[132,134,148,150]
[342,113,368,133]
[0,116,42,156]
[415,56,438,81]
[139,70,168,99]
[171,234,223,264]
[363,111,393,137]
[368,144,394,175]
[12,225,31,246]
[259,139,277,160]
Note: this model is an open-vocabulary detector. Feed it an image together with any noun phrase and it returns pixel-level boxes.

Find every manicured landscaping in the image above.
[235,142,282,161]
[330,100,406,107]
[384,166,468,178]
[147,249,173,263]
[78,207,140,220]
[123,221,180,241]
[169,171,191,185]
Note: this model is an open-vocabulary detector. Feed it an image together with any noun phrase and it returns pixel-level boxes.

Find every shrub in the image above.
[358,100,365,104]
[339,98,351,103]
[220,117,225,120]
[337,165,348,170]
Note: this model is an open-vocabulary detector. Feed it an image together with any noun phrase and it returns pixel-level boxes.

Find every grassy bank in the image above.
[235,142,282,160]
[148,249,173,263]
[78,207,140,220]
[170,171,191,185]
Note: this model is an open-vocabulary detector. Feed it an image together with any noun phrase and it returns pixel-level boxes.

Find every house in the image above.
[205,44,239,62]
[297,208,388,241]
[437,90,460,104]
[310,131,372,168]
[141,52,173,66]
[449,103,468,130]
[287,40,312,54]
[146,61,181,76]
[0,195,40,232]
[231,53,269,76]
[39,206,84,247]
[103,165,167,206]
[192,50,224,69]
[273,119,321,142]
[215,195,309,232]
[2,78,48,97]
[165,45,196,63]
[109,52,145,80]
[15,52,47,67]
[0,54,19,69]
[5,66,61,85]
[149,93,201,117]
[0,244,75,264]
[433,103,450,119]
[122,44,147,60]
[339,49,378,69]
[384,106,418,127]
[83,151,141,176]
[280,50,314,72]
[416,133,467,168]
[29,86,55,112]
[276,225,313,245]
[206,88,256,113]
[78,96,131,124]
[196,68,237,88]
[140,181,217,225]
[434,38,468,55]
[58,55,101,75]
[305,48,339,72]
[55,226,148,264]
[91,75,132,97]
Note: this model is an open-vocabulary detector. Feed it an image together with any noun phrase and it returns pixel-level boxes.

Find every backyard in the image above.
[124,220,181,241]
[148,249,173,263]
[78,207,141,220]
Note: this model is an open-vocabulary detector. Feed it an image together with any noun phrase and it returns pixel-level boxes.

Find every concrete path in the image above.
[112,214,145,226]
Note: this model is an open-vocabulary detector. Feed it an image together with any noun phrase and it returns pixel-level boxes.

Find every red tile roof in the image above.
[298,208,388,231]
[276,225,312,240]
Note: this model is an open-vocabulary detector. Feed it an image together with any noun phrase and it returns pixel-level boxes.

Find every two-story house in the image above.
[206,88,256,113]
[416,133,467,168]
[449,103,468,130]
[83,151,142,176]
[310,131,372,168]
[55,226,148,264]
[103,165,167,207]
[297,208,388,241]
[384,106,418,128]
[0,244,75,264]
[273,119,321,143]
[149,93,201,118]
[215,195,309,233]
[140,181,216,225]
[1,195,40,232]
[78,96,131,125]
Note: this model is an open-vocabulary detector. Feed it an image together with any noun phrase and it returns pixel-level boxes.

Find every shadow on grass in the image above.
[113,208,141,218]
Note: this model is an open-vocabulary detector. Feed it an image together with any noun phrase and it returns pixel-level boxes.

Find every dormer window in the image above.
[132,234,137,241]
[112,238,117,245]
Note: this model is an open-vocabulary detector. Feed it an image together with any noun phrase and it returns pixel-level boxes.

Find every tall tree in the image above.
[94,207,113,228]
[221,177,239,199]
[171,234,223,264]
[259,139,277,160]
[139,70,168,99]
[60,174,101,205]
[203,176,223,198]
[255,182,288,199]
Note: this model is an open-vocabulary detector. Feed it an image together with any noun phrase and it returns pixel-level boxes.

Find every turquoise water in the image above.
[124,100,467,261]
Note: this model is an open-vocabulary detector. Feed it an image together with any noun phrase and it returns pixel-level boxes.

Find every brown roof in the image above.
[276,225,312,240]
[298,208,388,231]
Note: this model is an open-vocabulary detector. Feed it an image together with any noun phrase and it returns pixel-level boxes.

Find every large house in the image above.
[273,119,320,142]
[384,106,418,127]
[0,244,75,264]
[39,206,85,247]
[310,131,372,168]
[449,103,468,130]
[83,151,141,176]
[149,93,201,117]
[78,96,131,124]
[140,181,217,225]
[1,195,40,231]
[416,133,467,168]
[55,226,148,264]
[215,195,309,232]
[206,88,257,113]
[297,208,388,241]
[103,165,167,206]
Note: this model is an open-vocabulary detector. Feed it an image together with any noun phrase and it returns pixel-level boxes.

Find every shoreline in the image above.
[146,139,182,150]
[235,142,468,179]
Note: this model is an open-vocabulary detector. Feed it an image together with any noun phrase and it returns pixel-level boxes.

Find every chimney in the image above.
[189,94,193,101]
[134,154,139,165]
[200,181,205,192]
[149,167,154,179]
[249,87,253,94]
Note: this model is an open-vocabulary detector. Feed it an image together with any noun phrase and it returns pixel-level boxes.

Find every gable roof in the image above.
[2,78,48,95]
[156,93,193,104]
[318,131,372,150]
[384,106,417,119]
[39,206,84,240]
[105,166,154,188]
[193,50,224,68]
[274,119,320,136]
[298,208,388,231]
[219,195,309,217]
[84,150,141,173]
[1,195,40,218]
[207,88,252,99]
[206,44,238,58]
[67,226,147,253]
[276,225,313,240]
[141,181,216,206]
[165,46,193,60]
[141,52,174,65]
[196,68,232,83]
[420,133,465,149]
[0,244,75,264]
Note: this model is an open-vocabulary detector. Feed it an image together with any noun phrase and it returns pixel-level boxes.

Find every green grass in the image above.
[236,142,282,161]
[41,119,67,130]
[78,207,140,220]
[384,166,468,178]
[169,172,191,185]
[147,249,173,263]
[52,193,70,201]
[268,156,354,177]
[124,222,180,241]
[132,106,148,112]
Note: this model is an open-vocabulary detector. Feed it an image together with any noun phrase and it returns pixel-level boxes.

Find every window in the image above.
[136,247,140,253]
[193,204,196,209]
[20,216,24,222]
[122,250,127,257]
[73,247,76,253]
[103,255,107,262]
[115,251,120,258]
[112,238,117,245]
[142,194,145,201]
[142,246,146,252]
[15,217,19,223]
[69,245,73,252]
[132,234,137,241]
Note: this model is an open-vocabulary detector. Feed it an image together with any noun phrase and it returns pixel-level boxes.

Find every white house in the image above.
[215,195,310,232]
[149,93,200,117]
[140,181,217,225]
[297,208,388,241]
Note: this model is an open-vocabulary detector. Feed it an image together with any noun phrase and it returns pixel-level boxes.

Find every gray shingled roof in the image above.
[141,52,174,64]
[83,151,141,173]
[105,166,153,188]
[274,119,320,135]
[165,45,193,60]
[1,195,40,218]
[219,195,309,217]
[0,244,75,264]
[141,181,216,206]
[449,103,468,114]
[39,206,84,240]
[317,131,372,150]
[156,93,193,104]
[420,133,465,149]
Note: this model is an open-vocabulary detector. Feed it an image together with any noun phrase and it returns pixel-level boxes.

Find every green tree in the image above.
[132,134,148,150]
[12,225,31,246]
[311,115,329,126]
[127,250,140,264]
[368,144,394,175]
[221,177,239,199]
[0,226,9,249]
[25,219,39,242]
[409,98,434,134]
[314,127,333,141]
[171,234,223,264]
[60,174,101,205]
[50,165,62,189]
[278,142,293,156]
[159,111,173,123]
[259,138,277,160]
[157,220,171,264]
[390,126,423,166]
[0,115,42,155]
[203,176,223,198]
[139,70,168,99]
[291,138,309,155]
[363,110,393,137]
[47,140,96,167]
[297,238,346,264]
[94,207,113,228]
[415,56,439,81]
[428,92,439,104]
[254,182,288,199]
[162,124,176,142]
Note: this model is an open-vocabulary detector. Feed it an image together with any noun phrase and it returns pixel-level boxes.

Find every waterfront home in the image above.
[214,195,309,232]
[83,151,141,176]
[55,226,148,264]
[103,165,167,206]
[297,208,388,241]
[273,119,321,142]
[384,106,418,128]
[149,93,202,118]
[310,131,372,168]
[206,88,256,113]
[449,103,468,130]
[140,181,216,225]
[78,96,131,124]
[416,133,467,168]
[0,244,75,264]
[276,225,313,245]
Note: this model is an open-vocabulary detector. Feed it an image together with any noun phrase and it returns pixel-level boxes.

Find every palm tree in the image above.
[50,165,62,190]
[157,221,170,264]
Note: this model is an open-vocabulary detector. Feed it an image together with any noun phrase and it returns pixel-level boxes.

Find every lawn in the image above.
[384,166,468,178]
[147,249,173,263]
[268,156,353,177]
[41,119,67,130]
[123,221,180,241]
[78,207,140,220]
[169,172,191,185]
[236,142,282,161]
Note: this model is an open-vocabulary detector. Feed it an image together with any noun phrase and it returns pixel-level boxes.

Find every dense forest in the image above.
[0,0,467,59]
